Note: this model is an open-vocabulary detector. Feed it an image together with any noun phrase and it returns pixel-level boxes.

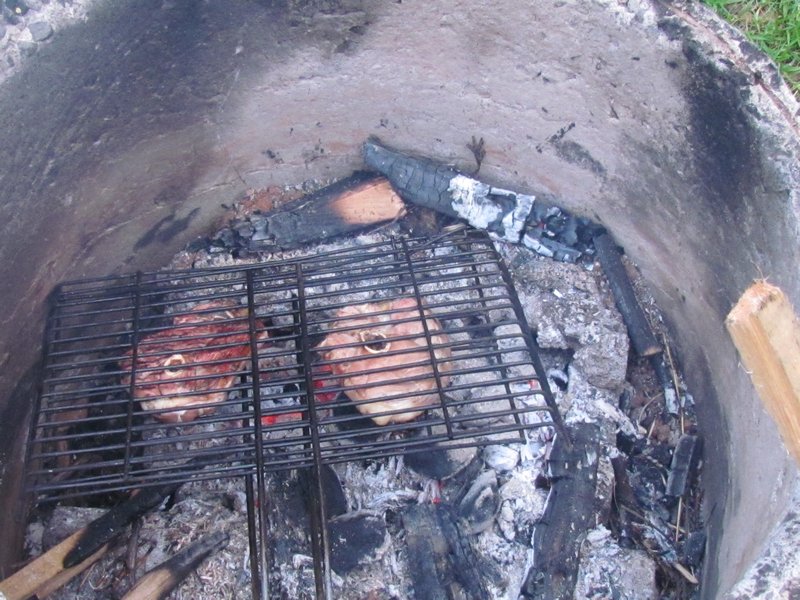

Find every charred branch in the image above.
[593,232,661,357]
[402,503,492,600]
[63,477,189,569]
[258,172,405,248]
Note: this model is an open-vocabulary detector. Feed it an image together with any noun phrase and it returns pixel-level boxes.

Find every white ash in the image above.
[484,444,520,473]
[574,525,658,600]
[29,224,661,599]
[446,175,534,243]
[501,246,630,392]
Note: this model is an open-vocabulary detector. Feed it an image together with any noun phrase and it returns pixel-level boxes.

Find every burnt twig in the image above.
[466,135,486,174]
[64,478,187,569]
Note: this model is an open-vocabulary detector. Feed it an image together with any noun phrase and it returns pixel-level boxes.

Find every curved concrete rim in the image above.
[1,0,799,596]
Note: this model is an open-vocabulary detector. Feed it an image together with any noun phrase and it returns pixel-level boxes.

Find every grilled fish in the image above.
[317,297,451,425]
[121,300,264,423]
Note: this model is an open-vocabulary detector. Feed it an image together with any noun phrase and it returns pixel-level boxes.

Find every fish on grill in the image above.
[120,300,265,423]
[316,297,451,426]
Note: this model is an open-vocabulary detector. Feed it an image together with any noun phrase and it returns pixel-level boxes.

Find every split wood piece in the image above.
[0,476,190,600]
[593,232,661,357]
[260,172,405,247]
[121,531,229,600]
[0,527,109,600]
[726,281,800,464]
[363,138,534,243]
[520,422,604,599]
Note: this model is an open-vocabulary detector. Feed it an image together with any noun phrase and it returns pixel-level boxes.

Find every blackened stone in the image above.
[328,514,386,573]
[185,237,208,252]
[404,445,475,479]
[4,0,28,16]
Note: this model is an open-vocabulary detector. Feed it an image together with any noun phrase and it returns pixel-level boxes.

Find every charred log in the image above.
[363,139,533,243]
[521,423,604,599]
[402,503,492,600]
[253,172,405,249]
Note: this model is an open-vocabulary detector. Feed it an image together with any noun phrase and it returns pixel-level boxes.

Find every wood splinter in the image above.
[726,280,800,464]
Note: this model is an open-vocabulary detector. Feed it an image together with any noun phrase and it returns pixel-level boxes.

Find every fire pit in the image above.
[1,0,800,598]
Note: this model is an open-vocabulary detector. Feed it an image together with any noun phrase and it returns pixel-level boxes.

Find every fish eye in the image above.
[358,331,390,354]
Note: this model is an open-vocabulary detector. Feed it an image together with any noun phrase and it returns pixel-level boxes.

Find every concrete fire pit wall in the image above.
[1,0,799,596]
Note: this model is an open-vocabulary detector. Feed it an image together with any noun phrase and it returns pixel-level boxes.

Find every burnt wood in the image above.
[363,138,534,243]
[521,423,603,599]
[363,139,461,219]
[63,477,187,569]
[402,503,491,600]
[121,531,229,600]
[593,232,662,357]
[260,171,405,248]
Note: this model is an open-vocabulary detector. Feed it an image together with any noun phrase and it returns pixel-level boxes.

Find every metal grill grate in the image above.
[26,227,565,502]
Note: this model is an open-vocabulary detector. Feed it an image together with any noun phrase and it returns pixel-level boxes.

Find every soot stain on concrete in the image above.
[134,207,201,250]
[553,139,607,177]
[681,40,762,216]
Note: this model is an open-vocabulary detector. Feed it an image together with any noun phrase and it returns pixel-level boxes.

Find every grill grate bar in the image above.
[26,228,565,506]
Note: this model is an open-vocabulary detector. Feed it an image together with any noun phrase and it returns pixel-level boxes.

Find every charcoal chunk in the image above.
[666,435,700,497]
[328,514,386,573]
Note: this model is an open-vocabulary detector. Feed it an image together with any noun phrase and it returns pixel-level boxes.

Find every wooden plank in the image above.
[726,281,800,464]
[0,527,108,600]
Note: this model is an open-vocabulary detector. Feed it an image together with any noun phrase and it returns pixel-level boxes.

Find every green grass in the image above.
[702,0,800,96]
